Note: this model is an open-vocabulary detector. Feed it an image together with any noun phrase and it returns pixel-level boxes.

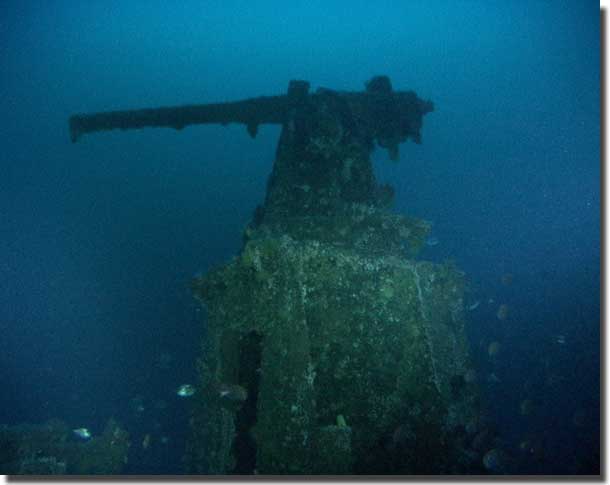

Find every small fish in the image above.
[500,273,513,286]
[482,448,509,473]
[425,236,439,246]
[519,440,533,453]
[218,383,248,403]
[488,341,501,358]
[487,373,501,384]
[467,300,480,311]
[142,433,151,449]
[545,373,565,387]
[177,384,196,397]
[555,334,566,345]
[73,427,92,439]
[130,395,145,413]
[519,439,543,460]
[520,399,534,416]
[496,304,509,320]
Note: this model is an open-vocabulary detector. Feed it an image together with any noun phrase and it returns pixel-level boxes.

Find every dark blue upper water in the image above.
[0,0,600,474]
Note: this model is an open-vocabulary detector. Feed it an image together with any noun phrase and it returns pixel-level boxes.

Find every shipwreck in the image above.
[69,76,481,474]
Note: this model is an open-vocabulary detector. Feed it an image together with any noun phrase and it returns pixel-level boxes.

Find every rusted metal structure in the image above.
[69,77,481,475]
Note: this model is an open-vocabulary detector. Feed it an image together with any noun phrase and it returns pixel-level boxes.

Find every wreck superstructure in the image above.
[70,76,481,474]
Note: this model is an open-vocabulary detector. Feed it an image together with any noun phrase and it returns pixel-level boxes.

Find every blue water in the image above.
[0,1,600,475]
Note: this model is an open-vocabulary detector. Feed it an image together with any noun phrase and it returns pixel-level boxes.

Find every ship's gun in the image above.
[68,76,433,160]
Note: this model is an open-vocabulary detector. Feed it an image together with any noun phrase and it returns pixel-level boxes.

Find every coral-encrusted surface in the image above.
[184,79,475,474]
[188,235,479,474]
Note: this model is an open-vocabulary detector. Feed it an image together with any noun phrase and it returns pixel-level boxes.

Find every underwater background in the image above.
[0,0,599,475]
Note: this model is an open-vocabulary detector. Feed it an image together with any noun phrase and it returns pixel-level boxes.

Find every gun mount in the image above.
[69,77,480,475]
[70,76,434,243]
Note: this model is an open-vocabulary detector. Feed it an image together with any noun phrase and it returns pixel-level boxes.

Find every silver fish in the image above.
[467,300,480,311]
[425,236,439,246]
[73,427,92,439]
[176,384,196,397]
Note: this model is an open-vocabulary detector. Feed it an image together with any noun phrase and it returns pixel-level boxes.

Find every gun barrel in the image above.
[69,96,287,143]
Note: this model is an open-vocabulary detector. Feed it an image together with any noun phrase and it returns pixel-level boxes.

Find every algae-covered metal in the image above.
[184,77,479,474]
[68,76,479,474]
[189,236,479,474]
